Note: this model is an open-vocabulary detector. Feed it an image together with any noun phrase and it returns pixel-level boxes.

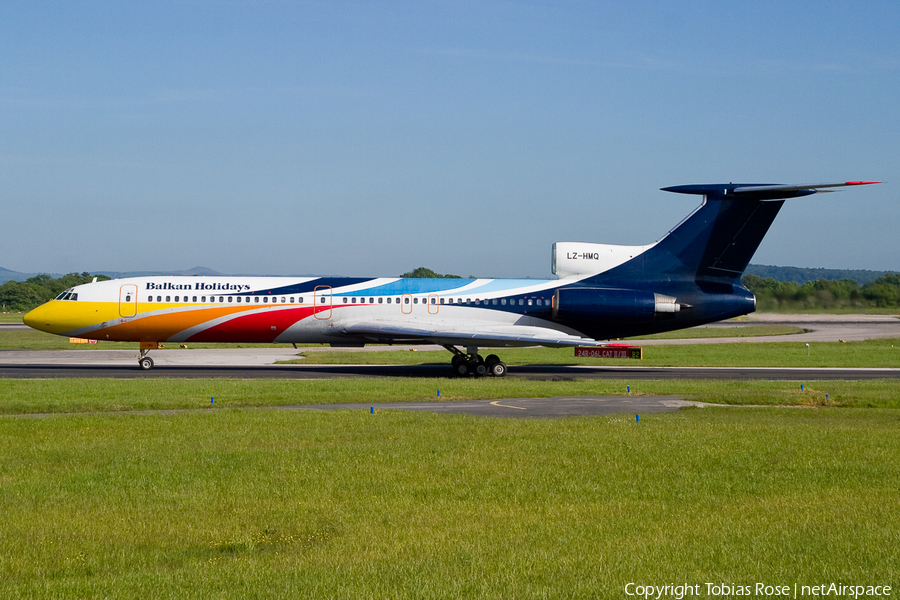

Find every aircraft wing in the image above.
[335,321,604,348]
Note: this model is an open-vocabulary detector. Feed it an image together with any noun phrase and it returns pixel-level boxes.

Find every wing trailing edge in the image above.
[337,321,604,348]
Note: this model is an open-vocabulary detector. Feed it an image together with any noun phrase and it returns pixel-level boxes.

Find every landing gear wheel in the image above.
[444,346,504,378]
[454,360,470,377]
[139,356,154,370]
[489,361,507,377]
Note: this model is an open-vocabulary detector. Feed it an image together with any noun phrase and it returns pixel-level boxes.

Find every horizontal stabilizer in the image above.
[662,181,880,201]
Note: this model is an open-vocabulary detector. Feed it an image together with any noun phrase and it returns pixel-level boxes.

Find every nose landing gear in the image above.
[139,353,154,370]
[138,342,161,370]
[445,345,507,377]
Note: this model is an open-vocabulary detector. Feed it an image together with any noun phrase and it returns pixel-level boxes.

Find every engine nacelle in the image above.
[552,287,680,323]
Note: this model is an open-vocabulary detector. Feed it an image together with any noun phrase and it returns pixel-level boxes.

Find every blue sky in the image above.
[1,1,897,277]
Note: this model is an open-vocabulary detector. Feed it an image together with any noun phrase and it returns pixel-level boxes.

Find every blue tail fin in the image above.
[585,182,877,288]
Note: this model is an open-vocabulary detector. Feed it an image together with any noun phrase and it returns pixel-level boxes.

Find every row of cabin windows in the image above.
[340,297,547,306]
[149,295,303,304]
[145,295,549,307]
[442,297,546,306]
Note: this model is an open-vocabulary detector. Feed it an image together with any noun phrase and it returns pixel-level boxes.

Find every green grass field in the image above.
[1,407,897,598]
[0,323,802,350]
[0,327,311,349]
[2,318,899,597]
[0,377,898,415]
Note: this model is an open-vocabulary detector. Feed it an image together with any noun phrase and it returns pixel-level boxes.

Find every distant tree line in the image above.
[744,264,894,285]
[0,273,110,312]
[4,269,898,313]
[742,273,900,310]
[400,267,462,279]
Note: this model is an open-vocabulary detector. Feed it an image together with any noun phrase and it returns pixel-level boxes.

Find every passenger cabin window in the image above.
[166,296,171,302]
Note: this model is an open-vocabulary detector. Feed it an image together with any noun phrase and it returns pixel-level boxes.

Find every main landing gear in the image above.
[444,345,508,377]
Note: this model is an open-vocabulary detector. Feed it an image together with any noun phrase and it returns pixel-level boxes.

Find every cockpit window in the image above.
[55,288,77,301]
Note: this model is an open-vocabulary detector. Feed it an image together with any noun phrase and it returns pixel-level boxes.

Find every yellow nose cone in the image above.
[24,303,52,333]
[23,301,75,335]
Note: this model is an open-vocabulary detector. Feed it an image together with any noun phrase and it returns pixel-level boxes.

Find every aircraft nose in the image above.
[23,303,56,333]
[24,304,45,331]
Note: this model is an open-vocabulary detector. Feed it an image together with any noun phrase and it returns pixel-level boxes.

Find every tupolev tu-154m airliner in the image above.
[24,181,879,376]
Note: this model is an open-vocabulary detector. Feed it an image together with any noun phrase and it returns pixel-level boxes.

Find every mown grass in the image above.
[282,337,900,368]
[0,323,799,350]
[0,408,897,599]
[628,323,804,339]
[0,377,898,415]
[0,328,315,349]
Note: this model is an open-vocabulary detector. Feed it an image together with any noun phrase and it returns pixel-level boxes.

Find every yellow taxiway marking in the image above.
[490,400,527,410]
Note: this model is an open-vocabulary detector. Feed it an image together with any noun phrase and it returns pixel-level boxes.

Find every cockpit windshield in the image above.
[55,288,78,301]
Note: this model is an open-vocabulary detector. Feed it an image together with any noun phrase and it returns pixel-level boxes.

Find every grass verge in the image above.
[0,323,803,349]
[0,377,897,415]
[0,407,897,598]
[0,328,318,349]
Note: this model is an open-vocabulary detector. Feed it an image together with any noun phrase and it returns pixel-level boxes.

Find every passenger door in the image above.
[119,284,138,318]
